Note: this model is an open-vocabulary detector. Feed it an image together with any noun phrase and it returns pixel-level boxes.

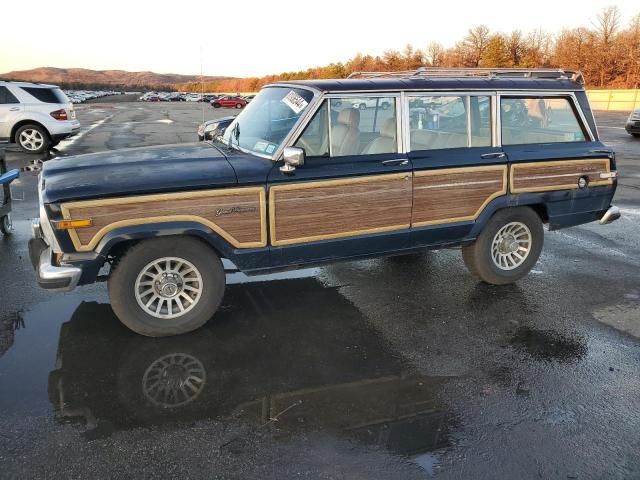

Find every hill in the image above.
[0,67,233,91]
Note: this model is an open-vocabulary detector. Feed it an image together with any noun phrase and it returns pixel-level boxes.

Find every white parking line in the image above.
[550,230,628,258]
[57,115,112,152]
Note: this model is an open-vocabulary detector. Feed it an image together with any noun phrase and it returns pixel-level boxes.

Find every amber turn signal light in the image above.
[52,219,93,229]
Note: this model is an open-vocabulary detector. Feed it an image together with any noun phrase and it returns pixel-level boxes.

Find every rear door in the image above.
[0,86,22,141]
[499,94,613,199]
[406,93,508,245]
[267,93,413,261]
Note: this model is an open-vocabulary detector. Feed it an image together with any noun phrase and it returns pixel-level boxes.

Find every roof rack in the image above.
[347,67,584,84]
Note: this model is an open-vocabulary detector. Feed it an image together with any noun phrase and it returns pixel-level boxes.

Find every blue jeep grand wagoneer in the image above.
[30,68,619,336]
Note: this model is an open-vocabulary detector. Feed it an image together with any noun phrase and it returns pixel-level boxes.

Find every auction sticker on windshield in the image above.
[282,90,308,114]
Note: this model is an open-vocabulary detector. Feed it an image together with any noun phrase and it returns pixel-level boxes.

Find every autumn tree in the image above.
[462,25,491,67]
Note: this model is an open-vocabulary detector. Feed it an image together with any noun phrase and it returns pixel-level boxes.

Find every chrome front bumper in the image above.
[30,218,81,291]
[599,205,621,225]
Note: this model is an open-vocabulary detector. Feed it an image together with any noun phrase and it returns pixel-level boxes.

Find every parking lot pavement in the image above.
[1,106,639,479]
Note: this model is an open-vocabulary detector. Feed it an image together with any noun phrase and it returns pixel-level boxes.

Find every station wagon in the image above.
[29,68,620,336]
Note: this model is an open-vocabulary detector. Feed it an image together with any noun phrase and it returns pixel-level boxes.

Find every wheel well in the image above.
[10,120,50,143]
[105,234,224,269]
[527,204,549,223]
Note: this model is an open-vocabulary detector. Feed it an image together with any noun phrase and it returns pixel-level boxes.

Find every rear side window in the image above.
[408,95,491,150]
[0,86,19,104]
[501,97,587,145]
[20,87,65,104]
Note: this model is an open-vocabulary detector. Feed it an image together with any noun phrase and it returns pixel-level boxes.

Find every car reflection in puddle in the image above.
[47,277,457,473]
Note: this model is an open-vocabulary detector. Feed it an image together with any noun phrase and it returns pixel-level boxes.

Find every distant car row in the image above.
[63,90,124,104]
[139,92,255,108]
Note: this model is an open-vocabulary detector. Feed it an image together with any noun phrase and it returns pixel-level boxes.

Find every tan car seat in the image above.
[331,108,360,156]
[361,118,397,154]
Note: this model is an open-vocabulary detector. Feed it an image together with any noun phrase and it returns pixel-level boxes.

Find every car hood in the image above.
[42,143,237,204]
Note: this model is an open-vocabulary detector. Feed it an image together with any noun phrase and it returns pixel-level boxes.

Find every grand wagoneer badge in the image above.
[215,206,257,216]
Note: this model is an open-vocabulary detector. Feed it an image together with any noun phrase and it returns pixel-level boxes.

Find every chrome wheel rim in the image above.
[491,222,532,271]
[135,257,203,319]
[142,353,206,407]
[19,129,44,151]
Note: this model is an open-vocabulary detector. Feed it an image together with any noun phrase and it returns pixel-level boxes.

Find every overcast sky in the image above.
[1,0,638,77]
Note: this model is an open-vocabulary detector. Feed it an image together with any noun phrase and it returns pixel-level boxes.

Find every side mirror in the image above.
[280,146,305,174]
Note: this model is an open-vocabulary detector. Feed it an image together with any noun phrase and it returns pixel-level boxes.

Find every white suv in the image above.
[0,81,80,153]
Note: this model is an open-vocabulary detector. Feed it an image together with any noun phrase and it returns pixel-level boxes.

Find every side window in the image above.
[408,96,469,150]
[501,97,587,145]
[470,96,492,147]
[0,86,19,104]
[295,101,329,157]
[329,97,397,156]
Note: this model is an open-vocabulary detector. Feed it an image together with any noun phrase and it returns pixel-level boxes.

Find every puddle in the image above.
[0,278,457,473]
[510,327,587,363]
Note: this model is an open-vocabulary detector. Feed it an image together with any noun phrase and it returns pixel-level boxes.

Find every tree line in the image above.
[180,6,639,93]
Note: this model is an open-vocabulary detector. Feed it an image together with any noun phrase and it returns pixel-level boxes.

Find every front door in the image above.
[406,94,508,246]
[267,95,413,263]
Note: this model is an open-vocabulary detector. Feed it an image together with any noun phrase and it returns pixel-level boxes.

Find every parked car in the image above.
[350,98,392,110]
[0,81,80,153]
[211,96,247,109]
[625,108,640,137]
[29,68,619,337]
[197,116,235,141]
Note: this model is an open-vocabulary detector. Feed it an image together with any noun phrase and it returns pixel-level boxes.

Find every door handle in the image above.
[382,159,409,166]
[9,107,20,111]
[480,152,506,159]
[589,149,613,156]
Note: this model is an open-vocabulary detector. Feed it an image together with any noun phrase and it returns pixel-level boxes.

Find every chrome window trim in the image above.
[465,96,472,148]
[287,92,403,158]
[256,83,323,162]
[491,95,499,147]
[403,92,497,152]
[496,91,595,144]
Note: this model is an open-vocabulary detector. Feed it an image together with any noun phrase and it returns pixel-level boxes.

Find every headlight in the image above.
[204,122,220,134]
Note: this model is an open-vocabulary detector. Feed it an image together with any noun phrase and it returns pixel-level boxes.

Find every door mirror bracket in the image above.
[280,147,305,174]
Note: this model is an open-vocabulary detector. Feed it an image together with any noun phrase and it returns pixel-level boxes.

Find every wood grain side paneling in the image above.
[412,166,508,227]
[510,158,612,193]
[270,173,412,246]
[61,187,266,252]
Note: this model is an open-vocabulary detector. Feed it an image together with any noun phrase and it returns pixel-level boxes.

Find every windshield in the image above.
[221,87,314,157]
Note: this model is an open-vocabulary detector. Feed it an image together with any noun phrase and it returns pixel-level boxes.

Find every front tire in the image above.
[16,124,50,154]
[462,207,543,285]
[235,103,243,109]
[108,237,225,337]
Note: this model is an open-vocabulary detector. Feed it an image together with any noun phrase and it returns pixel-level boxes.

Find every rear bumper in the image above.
[599,205,621,225]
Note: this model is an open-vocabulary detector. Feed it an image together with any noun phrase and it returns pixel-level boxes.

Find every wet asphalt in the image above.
[0,101,639,479]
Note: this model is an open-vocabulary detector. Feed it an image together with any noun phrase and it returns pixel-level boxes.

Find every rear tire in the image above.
[108,237,225,337]
[235,103,243,109]
[15,124,50,154]
[462,207,543,285]
[0,214,12,235]
[212,103,220,108]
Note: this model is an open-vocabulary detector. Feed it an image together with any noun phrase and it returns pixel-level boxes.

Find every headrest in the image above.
[380,118,396,138]
[337,108,360,128]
